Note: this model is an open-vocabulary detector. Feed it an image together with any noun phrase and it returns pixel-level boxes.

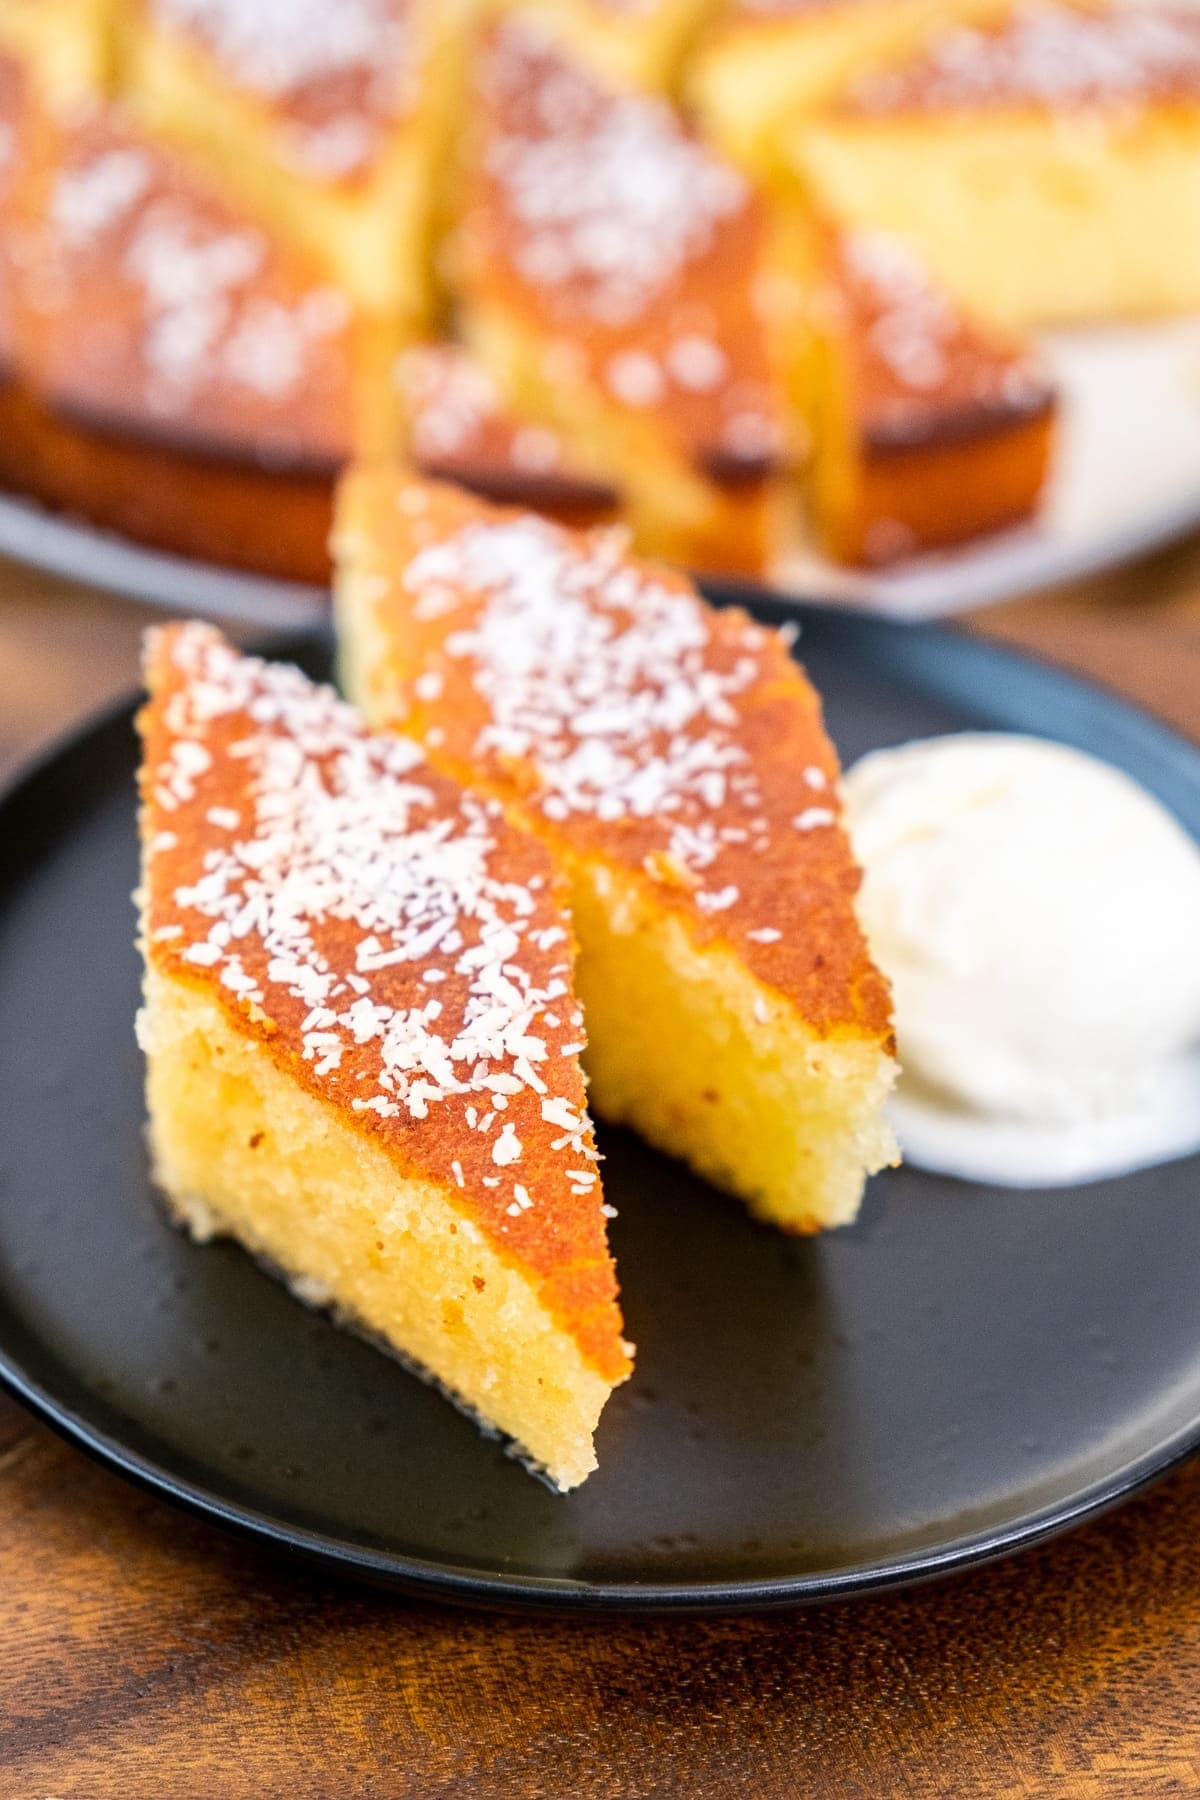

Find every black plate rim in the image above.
[2,608,1199,1615]
[4,1346,1200,1615]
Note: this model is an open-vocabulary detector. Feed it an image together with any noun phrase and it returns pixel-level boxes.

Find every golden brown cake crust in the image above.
[838,2,1200,116]
[339,473,895,1046]
[825,225,1056,453]
[458,16,783,478]
[139,623,629,1384]
[0,372,336,580]
[134,0,423,187]
[796,219,1056,564]
[396,343,621,524]
[9,105,358,467]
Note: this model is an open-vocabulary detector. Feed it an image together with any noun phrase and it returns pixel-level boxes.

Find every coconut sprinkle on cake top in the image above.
[30,113,354,452]
[148,0,421,177]
[337,473,897,1041]
[139,623,610,1237]
[475,16,748,330]
[843,2,1200,115]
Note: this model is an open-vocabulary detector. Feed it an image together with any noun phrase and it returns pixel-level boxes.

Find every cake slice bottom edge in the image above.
[138,965,618,1492]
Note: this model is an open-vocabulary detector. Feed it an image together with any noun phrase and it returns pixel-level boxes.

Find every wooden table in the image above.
[2,546,1200,1799]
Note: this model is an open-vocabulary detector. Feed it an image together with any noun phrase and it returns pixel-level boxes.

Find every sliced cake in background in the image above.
[396,342,621,527]
[0,61,353,576]
[6,102,371,468]
[687,0,1000,180]
[452,15,790,577]
[335,473,898,1234]
[773,218,1057,564]
[496,0,719,94]
[117,0,476,316]
[790,1,1200,327]
[137,621,630,1491]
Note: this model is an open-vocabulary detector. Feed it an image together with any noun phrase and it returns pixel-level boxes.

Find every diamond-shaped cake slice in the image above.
[687,0,999,181]
[121,0,469,316]
[777,218,1058,565]
[335,474,898,1233]
[9,103,368,471]
[396,341,621,528]
[137,623,630,1491]
[452,15,789,577]
[791,0,1200,328]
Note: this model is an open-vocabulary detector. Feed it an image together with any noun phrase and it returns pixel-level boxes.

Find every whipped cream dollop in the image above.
[842,733,1200,1187]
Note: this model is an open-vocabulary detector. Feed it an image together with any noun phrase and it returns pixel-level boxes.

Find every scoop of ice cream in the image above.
[842,733,1200,1184]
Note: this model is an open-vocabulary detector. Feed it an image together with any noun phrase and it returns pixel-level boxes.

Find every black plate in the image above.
[2,604,1199,1615]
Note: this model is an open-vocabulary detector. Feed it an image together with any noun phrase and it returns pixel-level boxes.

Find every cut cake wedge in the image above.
[774,219,1058,564]
[452,15,789,576]
[119,0,473,316]
[7,103,368,471]
[688,0,1000,181]
[137,622,630,1491]
[396,341,621,528]
[790,0,1200,328]
[335,473,898,1233]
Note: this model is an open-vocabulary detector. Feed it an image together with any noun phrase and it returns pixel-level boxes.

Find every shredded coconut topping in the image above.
[397,344,575,477]
[126,203,344,406]
[149,0,418,177]
[152,0,406,95]
[45,131,350,417]
[846,2,1200,114]
[52,148,152,245]
[478,18,747,328]
[399,512,800,887]
[846,231,957,393]
[838,228,1051,426]
[146,626,598,1157]
[667,334,728,392]
[400,346,515,461]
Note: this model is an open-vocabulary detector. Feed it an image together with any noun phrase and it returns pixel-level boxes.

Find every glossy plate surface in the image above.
[1,606,1198,1613]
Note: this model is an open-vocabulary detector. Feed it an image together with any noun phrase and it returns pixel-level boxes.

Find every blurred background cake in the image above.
[0,0,1197,582]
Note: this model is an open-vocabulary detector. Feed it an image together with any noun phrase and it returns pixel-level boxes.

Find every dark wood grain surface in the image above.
[2,543,1199,1799]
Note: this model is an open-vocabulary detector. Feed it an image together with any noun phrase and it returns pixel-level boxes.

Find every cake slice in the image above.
[776,219,1057,564]
[118,0,473,315]
[687,0,1000,179]
[6,101,380,472]
[496,0,719,94]
[791,1,1200,327]
[0,374,341,582]
[451,15,789,576]
[335,474,898,1232]
[396,342,620,528]
[137,622,630,1490]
